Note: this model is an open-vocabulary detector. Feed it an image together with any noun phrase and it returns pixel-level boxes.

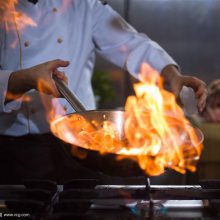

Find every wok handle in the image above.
[53,76,86,112]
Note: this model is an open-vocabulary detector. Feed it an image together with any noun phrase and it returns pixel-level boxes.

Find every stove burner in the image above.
[0,178,219,219]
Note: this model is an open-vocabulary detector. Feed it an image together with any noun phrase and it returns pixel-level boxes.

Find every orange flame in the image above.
[5,92,31,103]
[0,0,37,34]
[37,79,66,123]
[50,63,203,176]
[123,64,203,175]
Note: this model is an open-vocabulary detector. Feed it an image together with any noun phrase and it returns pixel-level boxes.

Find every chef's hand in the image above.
[161,65,207,113]
[6,59,69,102]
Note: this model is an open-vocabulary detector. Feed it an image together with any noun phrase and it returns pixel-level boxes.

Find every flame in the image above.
[123,64,203,175]
[0,0,37,35]
[50,63,203,176]
[37,79,66,123]
[5,92,31,102]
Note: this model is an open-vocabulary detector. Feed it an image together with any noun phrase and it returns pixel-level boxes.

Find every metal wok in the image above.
[51,110,146,176]
[51,77,204,177]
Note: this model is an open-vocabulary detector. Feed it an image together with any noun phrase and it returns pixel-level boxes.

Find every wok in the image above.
[51,77,204,177]
[51,110,145,176]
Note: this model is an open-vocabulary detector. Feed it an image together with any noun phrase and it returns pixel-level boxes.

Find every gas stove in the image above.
[0,179,220,219]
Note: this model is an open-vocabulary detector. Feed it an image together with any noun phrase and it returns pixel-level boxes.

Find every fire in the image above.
[5,92,31,103]
[50,63,203,176]
[0,0,37,38]
[123,64,203,175]
[37,79,66,122]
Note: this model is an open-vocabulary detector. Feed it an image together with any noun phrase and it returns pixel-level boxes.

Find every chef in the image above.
[0,0,207,183]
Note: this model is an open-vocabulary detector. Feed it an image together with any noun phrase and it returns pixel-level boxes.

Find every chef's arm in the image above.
[161,65,207,112]
[5,59,69,104]
[92,1,177,75]
[6,59,69,103]
[6,70,33,103]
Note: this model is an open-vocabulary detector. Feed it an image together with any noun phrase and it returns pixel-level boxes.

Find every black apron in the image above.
[0,134,100,184]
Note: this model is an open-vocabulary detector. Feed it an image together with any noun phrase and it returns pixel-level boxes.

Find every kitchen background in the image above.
[93,0,220,184]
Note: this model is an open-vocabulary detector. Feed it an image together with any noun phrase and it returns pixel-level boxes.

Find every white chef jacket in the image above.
[0,0,177,136]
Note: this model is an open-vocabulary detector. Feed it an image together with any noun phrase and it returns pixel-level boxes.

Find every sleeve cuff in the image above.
[0,70,23,113]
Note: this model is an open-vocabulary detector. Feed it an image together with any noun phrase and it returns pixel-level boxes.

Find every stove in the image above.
[0,179,220,219]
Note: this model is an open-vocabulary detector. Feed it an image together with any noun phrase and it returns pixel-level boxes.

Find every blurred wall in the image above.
[128,0,220,82]
[95,0,220,108]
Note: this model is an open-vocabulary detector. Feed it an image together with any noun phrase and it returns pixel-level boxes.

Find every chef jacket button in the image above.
[53,8,58,13]
[57,38,63,44]
[24,41,29,47]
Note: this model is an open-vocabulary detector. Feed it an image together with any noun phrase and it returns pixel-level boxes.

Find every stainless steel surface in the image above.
[128,0,220,81]
[53,76,86,112]
[128,0,220,83]
[51,110,126,148]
